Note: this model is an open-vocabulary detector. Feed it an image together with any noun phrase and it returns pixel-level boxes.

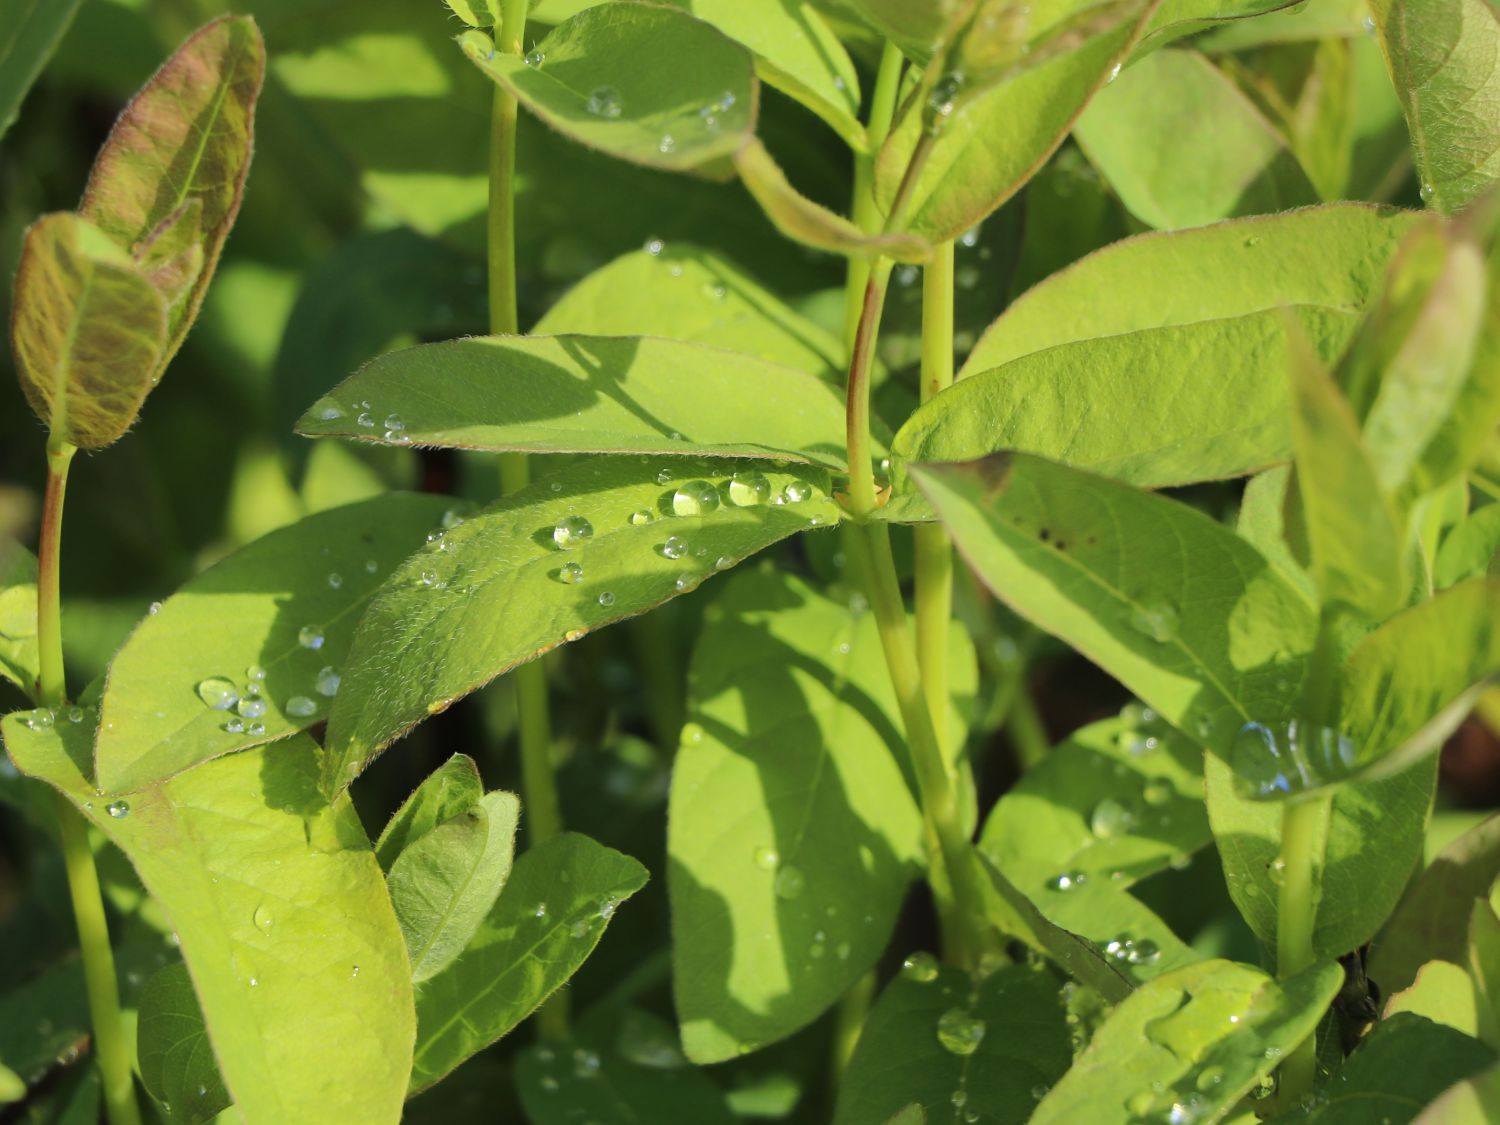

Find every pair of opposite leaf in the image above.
[10,17,264,451]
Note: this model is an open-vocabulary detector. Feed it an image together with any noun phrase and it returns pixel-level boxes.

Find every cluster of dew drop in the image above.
[1229,717,1358,801]
[308,398,408,444]
[562,67,740,156]
[194,651,341,739]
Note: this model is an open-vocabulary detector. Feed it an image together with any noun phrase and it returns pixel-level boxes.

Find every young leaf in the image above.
[910,454,1317,756]
[534,243,844,384]
[409,832,648,1092]
[1238,466,1319,606]
[11,212,168,449]
[962,204,1420,377]
[1373,813,1500,994]
[0,0,84,139]
[78,15,265,362]
[374,754,485,872]
[296,334,852,468]
[136,962,231,1125]
[832,963,1073,1125]
[1435,503,1500,588]
[389,791,519,983]
[0,721,415,1125]
[1031,959,1343,1124]
[663,0,864,149]
[1285,326,1407,619]
[0,539,38,698]
[1250,1013,1493,1124]
[1367,0,1500,213]
[1074,49,1317,230]
[458,4,755,176]
[1204,754,1437,960]
[322,457,840,795]
[895,308,1349,488]
[93,493,451,794]
[444,0,497,26]
[669,569,946,1062]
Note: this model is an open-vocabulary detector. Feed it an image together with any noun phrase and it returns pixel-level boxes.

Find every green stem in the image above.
[37,443,142,1125]
[1005,682,1049,772]
[1275,792,1332,1102]
[845,264,894,517]
[831,969,876,1081]
[843,41,906,357]
[486,0,527,338]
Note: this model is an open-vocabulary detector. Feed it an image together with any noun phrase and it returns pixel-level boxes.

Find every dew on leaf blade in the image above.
[1048,870,1087,892]
[297,626,324,650]
[782,481,812,503]
[900,952,939,982]
[727,470,770,507]
[671,480,719,517]
[936,1009,985,1056]
[772,865,806,899]
[597,592,615,607]
[106,800,130,819]
[315,667,341,697]
[286,696,317,718]
[753,846,779,870]
[1230,718,1357,800]
[556,561,584,585]
[661,535,689,560]
[553,515,594,549]
[629,509,654,527]
[236,697,267,719]
[1090,797,1136,838]
[1129,600,1179,643]
[586,86,622,118]
[196,677,238,711]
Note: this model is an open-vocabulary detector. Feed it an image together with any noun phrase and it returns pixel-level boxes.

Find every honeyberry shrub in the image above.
[2,0,1500,1123]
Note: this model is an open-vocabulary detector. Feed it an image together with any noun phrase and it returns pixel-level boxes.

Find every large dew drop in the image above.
[936,1008,985,1056]
[586,86,622,118]
[772,865,806,900]
[286,696,317,718]
[1090,797,1136,839]
[727,471,770,507]
[553,515,594,550]
[1230,718,1358,801]
[900,952,940,983]
[315,667,341,697]
[661,536,689,560]
[196,677,239,712]
[671,480,720,517]
[298,626,325,650]
[106,800,130,819]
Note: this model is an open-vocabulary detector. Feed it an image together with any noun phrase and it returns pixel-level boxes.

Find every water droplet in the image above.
[1169,1094,1206,1124]
[106,800,130,819]
[524,48,544,66]
[314,399,344,421]
[1142,777,1173,806]
[1090,797,1136,838]
[586,86,622,118]
[714,556,733,570]
[597,895,620,921]
[671,480,720,517]
[351,965,360,978]
[1130,600,1179,642]
[364,559,379,574]
[783,481,812,503]
[1031,1083,1049,1100]
[1230,718,1357,800]
[286,696,317,718]
[658,133,675,154]
[597,592,615,607]
[327,571,343,590]
[148,601,162,615]
[383,414,404,436]
[65,705,84,723]
[253,904,274,933]
[196,677,239,711]
[901,952,940,982]
[773,864,806,899]
[936,1008,985,1055]
[1048,870,1087,892]
[553,515,594,550]
[572,1048,601,1078]
[223,718,245,734]
[661,535,689,560]
[754,846,779,870]
[25,707,55,731]
[727,470,770,507]
[655,468,675,485]
[1196,1066,1225,1092]
[533,902,548,919]
[1268,857,1287,886]
[298,626,325,650]
[629,509,654,527]
[643,237,665,256]
[556,561,584,584]
[1420,181,1436,203]
[237,695,268,719]
[569,918,590,938]
[248,722,265,735]
[356,411,374,428]
[952,1089,968,1108]
[928,72,964,119]
[315,667,341,697]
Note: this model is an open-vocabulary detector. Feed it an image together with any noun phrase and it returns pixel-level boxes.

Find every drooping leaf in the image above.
[93,493,450,794]
[1274,1013,1494,1124]
[1204,754,1437,959]
[910,454,1317,758]
[1435,503,1500,588]
[1030,959,1343,1124]
[1367,0,1500,213]
[136,962,232,1125]
[1374,813,1500,994]
[1074,48,1317,230]
[962,204,1420,377]
[0,720,415,1125]
[534,243,844,384]
[296,334,852,468]
[663,0,863,148]
[458,4,754,176]
[374,754,485,872]
[78,15,265,361]
[409,832,648,1092]
[0,0,85,139]
[0,539,38,698]
[322,457,840,795]
[389,791,519,983]
[832,962,1073,1125]
[10,212,167,449]
[669,569,949,1062]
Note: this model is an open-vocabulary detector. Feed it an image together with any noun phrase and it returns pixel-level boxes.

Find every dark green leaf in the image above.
[322,457,840,795]
[137,962,231,1125]
[374,754,485,872]
[410,832,648,1092]
[0,0,84,139]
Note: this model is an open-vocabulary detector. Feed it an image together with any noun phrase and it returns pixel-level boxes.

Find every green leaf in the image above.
[962,204,1420,377]
[0,721,415,1125]
[1435,503,1500,588]
[1373,813,1500,995]
[534,243,844,384]
[93,493,450,794]
[847,0,962,61]
[322,457,840,795]
[873,4,1151,243]
[410,832,648,1092]
[1416,1059,1500,1122]
[669,568,933,1062]
[10,212,168,449]
[1285,325,1407,618]
[374,754,485,872]
[1237,467,1319,607]
[444,0,497,26]
[78,15,265,363]
[1368,0,1500,213]
[896,308,1351,488]
[1204,754,1437,959]
[1469,898,1500,1045]
[0,539,38,698]
[910,454,1317,758]
[137,962,231,1125]
[515,1009,735,1123]
[663,0,864,149]
[1339,580,1500,783]
[1074,49,1317,230]
[1386,960,1482,1036]
[458,4,754,176]
[832,962,1073,1125]
[1031,959,1343,1124]
[389,791,519,983]
[296,334,851,468]
[1274,1013,1494,1124]
[0,0,84,139]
